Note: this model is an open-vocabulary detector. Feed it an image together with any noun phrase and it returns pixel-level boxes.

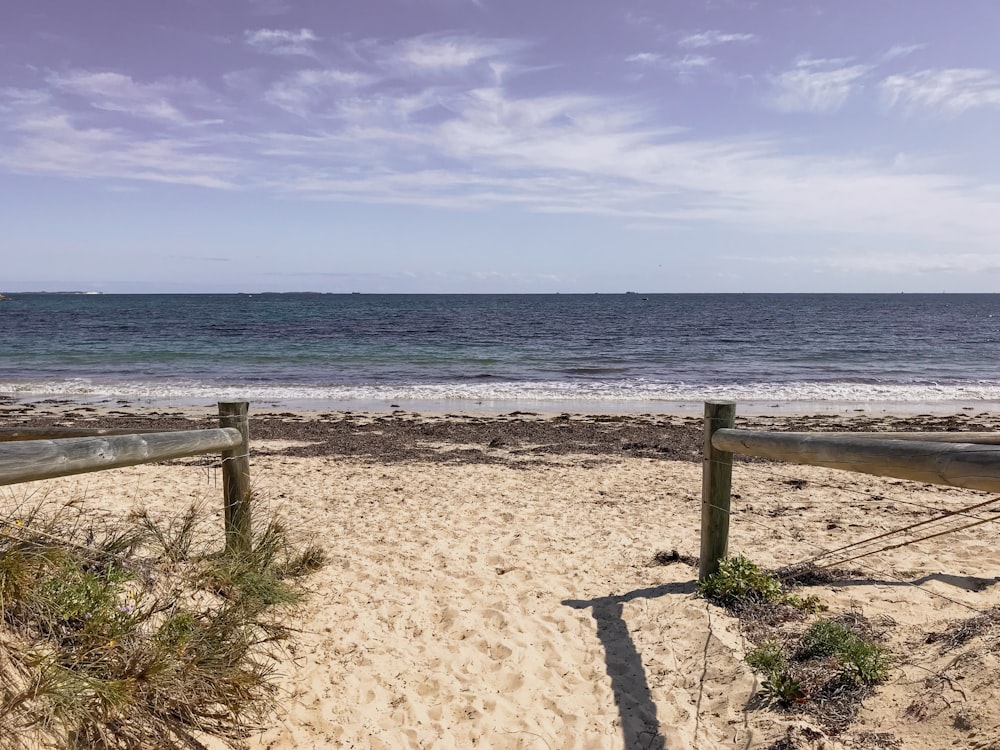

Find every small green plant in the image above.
[761,669,805,705]
[36,558,141,644]
[699,555,784,607]
[745,641,806,706]
[801,619,891,686]
[746,640,786,674]
[801,618,856,657]
[842,641,891,685]
[700,556,829,619]
[783,593,827,613]
[720,560,893,735]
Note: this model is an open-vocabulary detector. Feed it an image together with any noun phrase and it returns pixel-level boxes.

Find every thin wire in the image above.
[820,514,1000,568]
[714,455,1000,570]
[702,500,834,558]
[801,493,1000,564]
[700,500,988,615]
[710,456,996,521]
[712,456,999,595]
[699,430,993,743]
[709,456,1000,567]
[708,458,988,557]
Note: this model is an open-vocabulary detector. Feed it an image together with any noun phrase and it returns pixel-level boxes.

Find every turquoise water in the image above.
[2,293,999,410]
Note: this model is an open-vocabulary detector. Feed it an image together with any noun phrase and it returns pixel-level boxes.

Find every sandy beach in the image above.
[3,400,1000,749]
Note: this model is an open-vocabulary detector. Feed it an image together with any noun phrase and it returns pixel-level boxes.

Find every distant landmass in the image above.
[5,291,103,295]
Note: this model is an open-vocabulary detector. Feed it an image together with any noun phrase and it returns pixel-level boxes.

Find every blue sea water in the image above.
[1,293,999,412]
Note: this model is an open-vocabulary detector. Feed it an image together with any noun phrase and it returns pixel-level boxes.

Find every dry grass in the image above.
[924,604,1000,653]
[0,498,324,750]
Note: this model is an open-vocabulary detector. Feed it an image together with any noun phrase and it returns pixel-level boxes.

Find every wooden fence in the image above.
[699,400,1000,580]
[0,401,252,555]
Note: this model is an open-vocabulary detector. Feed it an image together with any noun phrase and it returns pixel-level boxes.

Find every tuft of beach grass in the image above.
[0,496,324,750]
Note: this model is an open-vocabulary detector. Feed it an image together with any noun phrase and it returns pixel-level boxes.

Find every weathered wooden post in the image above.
[699,401,736,581]
[218,401,252,555]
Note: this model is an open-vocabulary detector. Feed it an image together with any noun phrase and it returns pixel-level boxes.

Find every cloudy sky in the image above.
[2,0,1000,292]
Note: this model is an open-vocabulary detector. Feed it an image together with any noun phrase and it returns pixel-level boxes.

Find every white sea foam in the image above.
[4,378,1000,407]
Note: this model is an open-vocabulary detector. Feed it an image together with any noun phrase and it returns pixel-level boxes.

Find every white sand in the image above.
[4,434,1000,749]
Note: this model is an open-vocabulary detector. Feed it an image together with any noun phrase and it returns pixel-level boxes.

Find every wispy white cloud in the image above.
[723,250,1000,276]
[625,51,713,82]
[244,28,318,56]
[4,36,1000,255]
[624,11,656,28]
[468,270,561,284]
[625,52,663,65]
[0,110,239,189]
[881,68,1000,116]
[678,30,755,48]
[390,34,514,72]
[825,252,1000,275]
[881,43,925,62]
[672,54,714,82]
[264,68,373,116]
[768,59,870,113]
[47,71,206,124]
[0,87,50,108]
[249,83,1000,249]
[626,29,750,81]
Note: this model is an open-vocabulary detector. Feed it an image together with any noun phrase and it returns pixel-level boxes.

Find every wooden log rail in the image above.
[0,429,242,486]
[711,430,1000,493]
[699,401,1000,580]
[0,427,165,441]
[0,401,252,555]
[819,432,1000,444]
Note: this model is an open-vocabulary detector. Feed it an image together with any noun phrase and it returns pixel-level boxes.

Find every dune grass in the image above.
[0,497,324,750]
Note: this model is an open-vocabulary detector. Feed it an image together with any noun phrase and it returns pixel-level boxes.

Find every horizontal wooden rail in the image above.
[712,428,1000,493]
[698,401,1000,580]
[0,428,243,487]
[777,431,1000,445]
[0,427,166,442]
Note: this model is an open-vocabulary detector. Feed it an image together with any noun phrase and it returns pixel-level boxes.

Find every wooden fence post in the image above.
[699,401,736,581]
[219,401,252,555]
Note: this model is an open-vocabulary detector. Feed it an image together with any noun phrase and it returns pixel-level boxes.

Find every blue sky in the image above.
[2,0,1000,293]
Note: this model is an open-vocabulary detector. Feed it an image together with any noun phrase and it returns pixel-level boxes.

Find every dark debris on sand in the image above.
[2,409,708,465]
[5,405,997,467]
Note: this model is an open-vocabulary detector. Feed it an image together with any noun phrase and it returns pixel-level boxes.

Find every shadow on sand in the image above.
[563,581,698,750]
[798,571,1000,593]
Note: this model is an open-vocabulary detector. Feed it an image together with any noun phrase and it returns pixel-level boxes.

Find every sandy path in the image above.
[3,418,1000,749]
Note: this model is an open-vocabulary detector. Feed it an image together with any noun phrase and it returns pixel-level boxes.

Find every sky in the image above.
[2,0,1000,293]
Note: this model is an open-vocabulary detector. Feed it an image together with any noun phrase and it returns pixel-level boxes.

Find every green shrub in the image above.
[801,618,856,657]
[718,559,892,732]
[801,618,891,686]
[699,555,784,607]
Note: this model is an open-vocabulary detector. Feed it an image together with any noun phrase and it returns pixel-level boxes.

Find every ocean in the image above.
[1,293,999,413]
